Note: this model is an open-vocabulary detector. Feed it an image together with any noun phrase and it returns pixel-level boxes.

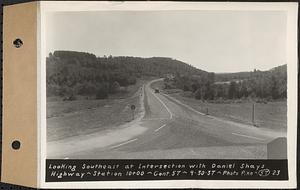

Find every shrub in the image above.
[110,81,120,93]
[128,76,137,85]
[96,83,109,99]
[47,84,61,97]
[63,94,77,101]
[76,82,96,96]
[195,89,202,100]
[183,85,190,91]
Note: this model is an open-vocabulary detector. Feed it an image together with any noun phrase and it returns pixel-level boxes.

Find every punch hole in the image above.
[11,140,21,150]
[13,38,23,48]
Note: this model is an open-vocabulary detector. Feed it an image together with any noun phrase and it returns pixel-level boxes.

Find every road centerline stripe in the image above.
[110,138,138,149]
[155,124,167,132]
[142,118,169,121]
[150,91,173,119]
[231,132,265,141]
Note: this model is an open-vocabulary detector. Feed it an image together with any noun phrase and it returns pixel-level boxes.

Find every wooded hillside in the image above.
[46,51,209,100]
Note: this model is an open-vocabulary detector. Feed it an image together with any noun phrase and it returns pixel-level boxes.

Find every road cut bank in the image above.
[46,159,288,182]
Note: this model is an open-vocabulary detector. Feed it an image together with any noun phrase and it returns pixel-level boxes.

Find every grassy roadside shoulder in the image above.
[47,79,148,142]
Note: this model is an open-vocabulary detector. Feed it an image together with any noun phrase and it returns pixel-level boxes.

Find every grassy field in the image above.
[170,93,287,131]
[47,79,147,142]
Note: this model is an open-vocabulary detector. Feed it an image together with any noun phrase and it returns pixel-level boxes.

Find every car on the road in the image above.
[155,89,160,93]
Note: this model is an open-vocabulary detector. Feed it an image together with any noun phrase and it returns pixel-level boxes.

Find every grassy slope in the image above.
[152,81,287,132]
[47,79,147,142]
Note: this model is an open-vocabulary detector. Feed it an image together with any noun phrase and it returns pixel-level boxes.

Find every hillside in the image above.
[46,50,209,99]
[215,65,287,82]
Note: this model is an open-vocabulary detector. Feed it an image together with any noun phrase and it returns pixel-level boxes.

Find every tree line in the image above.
[46,51,208,100]
[165,65,287,101]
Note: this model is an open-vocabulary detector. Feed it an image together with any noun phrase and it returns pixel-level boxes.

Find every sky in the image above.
[46,11,287,73]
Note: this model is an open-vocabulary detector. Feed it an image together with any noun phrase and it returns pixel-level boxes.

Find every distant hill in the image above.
[48,50,208,76]
[269,64,287,74]
[46,50,209,99]
[215,64,287,82]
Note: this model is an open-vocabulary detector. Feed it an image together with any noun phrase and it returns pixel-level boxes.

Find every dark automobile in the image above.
[155,89,160,93]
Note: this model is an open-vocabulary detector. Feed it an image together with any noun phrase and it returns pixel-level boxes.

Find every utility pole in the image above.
[252,103,255,125]
[131,105,136,120]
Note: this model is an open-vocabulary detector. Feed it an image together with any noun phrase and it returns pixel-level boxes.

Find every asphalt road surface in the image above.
[48,79,286,159]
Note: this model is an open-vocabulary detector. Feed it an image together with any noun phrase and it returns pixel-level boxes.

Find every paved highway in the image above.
[48,79,286,159]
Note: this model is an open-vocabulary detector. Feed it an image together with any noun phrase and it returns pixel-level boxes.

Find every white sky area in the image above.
[46,11,287,73]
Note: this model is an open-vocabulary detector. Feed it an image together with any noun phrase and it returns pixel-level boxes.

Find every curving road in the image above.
[49,79,286,159]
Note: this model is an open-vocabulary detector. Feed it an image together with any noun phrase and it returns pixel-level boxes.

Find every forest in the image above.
[46,50,208,100]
